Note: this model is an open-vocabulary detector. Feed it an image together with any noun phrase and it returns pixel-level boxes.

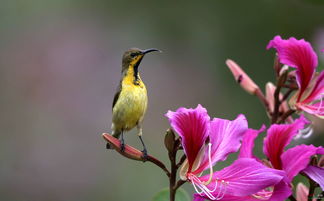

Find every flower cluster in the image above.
[166,36,324,201]
[104,35,324,201]
[166,105,287,200]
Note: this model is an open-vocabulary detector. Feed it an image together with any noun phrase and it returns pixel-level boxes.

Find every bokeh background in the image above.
[1,0,324,201]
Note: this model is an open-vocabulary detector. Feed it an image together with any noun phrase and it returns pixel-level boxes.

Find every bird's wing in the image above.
[112,81,122,110]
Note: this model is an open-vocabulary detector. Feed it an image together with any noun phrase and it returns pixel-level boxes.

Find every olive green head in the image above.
[121,48,160,72]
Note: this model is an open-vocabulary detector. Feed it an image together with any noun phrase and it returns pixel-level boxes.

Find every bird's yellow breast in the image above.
[112,67,148,133]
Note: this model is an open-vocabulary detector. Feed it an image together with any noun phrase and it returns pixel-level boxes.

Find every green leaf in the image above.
[152,187,190,201]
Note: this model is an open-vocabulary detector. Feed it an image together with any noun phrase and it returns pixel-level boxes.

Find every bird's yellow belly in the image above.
[112,84,147,132]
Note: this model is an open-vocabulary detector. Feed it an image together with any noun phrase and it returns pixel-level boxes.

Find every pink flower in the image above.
[239,116,324,200]
[296,162,324,200]
[193,159,288,201]
[303,165,324,191]
[267,36,324,117]
[166,105,286,200]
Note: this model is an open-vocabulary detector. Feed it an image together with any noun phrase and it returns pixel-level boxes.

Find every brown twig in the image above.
[281,88,295,103]
[278,109,296,124]
[174,179,186,191]
[308,178,317,201]
[289,195,297,201]
[254,88,271,115]
[271,85,282,123]
[167,135,187,201]
[271,71,288,123]
[102,133,171,177]
[282,84,299,90]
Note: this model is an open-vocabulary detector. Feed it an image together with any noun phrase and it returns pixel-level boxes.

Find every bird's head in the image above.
[122,48,160,72]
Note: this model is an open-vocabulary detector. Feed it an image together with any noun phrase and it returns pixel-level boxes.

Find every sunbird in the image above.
[109,48,160,156]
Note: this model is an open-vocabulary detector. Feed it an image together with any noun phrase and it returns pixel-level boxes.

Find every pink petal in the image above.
[239,125,266,159]
[301,71,324,104]
[192,114,248,174]
[193,194,256,201]
[281,145,324,182]
[267,180,292,201]
[193,181,291,201]
[165,104,210,172]
[297,102,324,118]
[296,183,308,201]
[303,165,324,191]
[226,59,260,95]
[192,194,206,201]
[267,36,318,98]
[199,158,285,197]
[263,115,308,169]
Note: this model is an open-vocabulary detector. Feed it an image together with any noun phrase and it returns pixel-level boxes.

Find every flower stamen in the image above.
[189,174,229,200]
[295,124,313,139]
[203,143,214,185]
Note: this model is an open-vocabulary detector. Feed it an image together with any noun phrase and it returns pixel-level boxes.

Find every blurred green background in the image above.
[0,0,324,201]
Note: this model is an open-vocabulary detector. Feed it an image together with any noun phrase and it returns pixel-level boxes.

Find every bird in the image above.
[108,48,160,157]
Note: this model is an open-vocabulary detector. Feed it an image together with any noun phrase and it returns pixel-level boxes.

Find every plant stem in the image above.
[254,88,271,115]
[308,178,317,201]
[271,81,283,124]
[168,138,187,201]
[271,71,288,123]
[147,157,171,178]
[289,195,297,201]
[316,191,324,201]
[278,109,295,123]
[169,143,177,201]
[281,88,295,103]
[174,180,186,191]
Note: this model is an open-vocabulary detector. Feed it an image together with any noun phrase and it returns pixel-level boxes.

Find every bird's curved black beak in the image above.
[142,48,162,55]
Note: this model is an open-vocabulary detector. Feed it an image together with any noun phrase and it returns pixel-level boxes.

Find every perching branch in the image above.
[102,133,171,177]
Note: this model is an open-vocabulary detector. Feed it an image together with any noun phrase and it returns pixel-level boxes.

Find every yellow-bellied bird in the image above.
[109,48,160,156]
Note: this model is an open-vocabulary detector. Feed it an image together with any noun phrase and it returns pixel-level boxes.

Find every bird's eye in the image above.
[130,53,137,58]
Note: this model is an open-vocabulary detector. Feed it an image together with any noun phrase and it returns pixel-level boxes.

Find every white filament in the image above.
[188,143,229,200]
[203,143,214,185]
[295,125,313,139]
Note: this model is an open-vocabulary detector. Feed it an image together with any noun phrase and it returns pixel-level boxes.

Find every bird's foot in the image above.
[120,140,125,152]
[106,143,112,149]
[141,149,148,161]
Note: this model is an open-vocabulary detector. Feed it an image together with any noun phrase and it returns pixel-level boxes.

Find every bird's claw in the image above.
[120,141,125,152]
[106,143,112,149]
[141,149,148,161]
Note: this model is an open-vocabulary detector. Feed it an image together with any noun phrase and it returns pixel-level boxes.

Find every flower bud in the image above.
[226,59,260,95]
[164,129,175,153]
[102,133,144,161]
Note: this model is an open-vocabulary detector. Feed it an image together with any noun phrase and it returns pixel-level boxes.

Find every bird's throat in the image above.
[133,57,143,82]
